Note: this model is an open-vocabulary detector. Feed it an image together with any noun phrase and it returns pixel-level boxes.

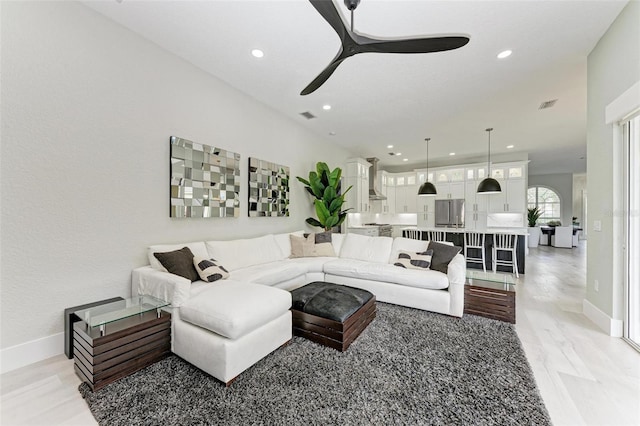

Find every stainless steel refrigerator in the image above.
[435,199,465,228]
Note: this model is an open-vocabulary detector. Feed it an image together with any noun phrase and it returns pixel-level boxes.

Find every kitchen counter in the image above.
[401,227,527,274]
[403,227,529,236]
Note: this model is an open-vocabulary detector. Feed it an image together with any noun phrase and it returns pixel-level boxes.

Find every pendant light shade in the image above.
[418,137,437,196]
[418,181,437,196]
[477,128,502,194]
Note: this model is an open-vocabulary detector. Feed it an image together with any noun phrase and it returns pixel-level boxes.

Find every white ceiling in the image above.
[84,0,628,175]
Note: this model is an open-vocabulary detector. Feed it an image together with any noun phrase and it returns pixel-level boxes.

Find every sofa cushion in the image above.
[148,242,209,272]
[179,281,291,339]
[153,247,200,282]
[331,233,345,256]
[323,259,449,290]
[394,249,434,270]
[229,261,307,286]
[287,256,335,273]
[273,230,305,258]
[206,235,285,271]
[339,234,393,264]
[428,241,462,274]
[193,257,230,282]
[388,237,429,263]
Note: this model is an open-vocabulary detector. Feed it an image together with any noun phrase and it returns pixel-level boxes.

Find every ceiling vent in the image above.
[388,152,396,156]
[299,111,316,120]
[538,99,558,110]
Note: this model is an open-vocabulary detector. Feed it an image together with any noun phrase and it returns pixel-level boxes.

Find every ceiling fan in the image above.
[301,0,470,96]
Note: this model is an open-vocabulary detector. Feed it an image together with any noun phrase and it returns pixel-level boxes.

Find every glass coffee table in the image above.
[72,295,172,391]
[464,270,516,323]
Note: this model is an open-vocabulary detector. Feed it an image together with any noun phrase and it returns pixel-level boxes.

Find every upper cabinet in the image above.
[486,162,527,216]
[344,158,371,213]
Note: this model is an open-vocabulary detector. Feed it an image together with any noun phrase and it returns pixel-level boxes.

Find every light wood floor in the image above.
[1,241,639,425]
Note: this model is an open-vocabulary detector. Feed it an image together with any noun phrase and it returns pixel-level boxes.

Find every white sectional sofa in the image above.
[132,231,465,384]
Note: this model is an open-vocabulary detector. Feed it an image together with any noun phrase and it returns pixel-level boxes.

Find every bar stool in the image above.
[424,231,446,242]
[492,233,519,277]
[464,232,486,273]
[404,229,422,240]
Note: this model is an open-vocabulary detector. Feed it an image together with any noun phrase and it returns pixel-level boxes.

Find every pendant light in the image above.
[477,128,502,193]
[418,138,437,196]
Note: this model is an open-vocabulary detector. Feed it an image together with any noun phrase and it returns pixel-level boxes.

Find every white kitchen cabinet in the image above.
[345,158,371,213]
[487,162,527,215]
[393,172,418,213]
[435,181,464,200]
[465,180,488,229]
[416,195,435,228]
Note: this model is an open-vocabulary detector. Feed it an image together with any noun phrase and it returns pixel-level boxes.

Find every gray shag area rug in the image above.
[79,303,550,425]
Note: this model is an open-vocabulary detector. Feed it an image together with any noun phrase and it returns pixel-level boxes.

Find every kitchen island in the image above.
[402,227,527,274]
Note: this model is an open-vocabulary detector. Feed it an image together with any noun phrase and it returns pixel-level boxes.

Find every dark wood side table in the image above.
[64,297,124,359]
[464,271,516,324]
[72,296,171,391]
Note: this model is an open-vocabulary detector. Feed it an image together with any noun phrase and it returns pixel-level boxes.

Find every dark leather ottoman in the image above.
[290,282,376,351]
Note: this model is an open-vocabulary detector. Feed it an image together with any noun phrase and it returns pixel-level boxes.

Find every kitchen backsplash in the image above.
[487,213,524,228]
[347,213,418,226]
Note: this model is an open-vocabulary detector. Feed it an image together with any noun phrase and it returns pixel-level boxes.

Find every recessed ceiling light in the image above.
[251,49,264,58]
[506,145,514,149]
[395,152,402,156]
[449,152,455,156]
[322,104,331,110]
[329,131,336,136]
[387,144,394,149]
[403,158,408,162]
[497,50,512,59]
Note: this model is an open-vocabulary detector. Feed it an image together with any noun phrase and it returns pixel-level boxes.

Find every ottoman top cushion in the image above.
[180,280,291,339]
[291,282,373,323]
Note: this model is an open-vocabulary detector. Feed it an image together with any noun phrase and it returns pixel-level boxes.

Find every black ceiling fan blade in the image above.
[309,0,349,41]
[356,35,470,54]
[300,55,347,96]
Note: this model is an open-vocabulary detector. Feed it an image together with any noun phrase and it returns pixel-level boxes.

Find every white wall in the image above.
[573,173,587,236]
[528,173,573,226]
[586,1,640,321]
[0,2,352,350]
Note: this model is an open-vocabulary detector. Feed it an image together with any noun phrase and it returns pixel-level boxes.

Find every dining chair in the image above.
[551,226,573,248]
[404,229,422,240]
[492,233,519,277]
[464,232,486,273]
[424,231,446,242]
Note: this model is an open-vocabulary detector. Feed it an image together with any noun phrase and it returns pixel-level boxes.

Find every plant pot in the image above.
[528,226,541,248]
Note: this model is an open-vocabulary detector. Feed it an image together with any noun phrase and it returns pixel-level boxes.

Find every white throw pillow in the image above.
[388,237,429,264]
[394,249,434,270]
[193,257,230,282]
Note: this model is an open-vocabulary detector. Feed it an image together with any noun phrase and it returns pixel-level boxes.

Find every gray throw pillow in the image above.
[428,241,462,274]
[153,247,200,282]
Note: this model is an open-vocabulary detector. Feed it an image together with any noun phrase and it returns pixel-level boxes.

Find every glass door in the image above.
[623,115,640,350]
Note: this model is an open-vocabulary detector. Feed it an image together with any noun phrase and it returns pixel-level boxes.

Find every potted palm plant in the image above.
[527,207,542,248]
[297,162,352,231]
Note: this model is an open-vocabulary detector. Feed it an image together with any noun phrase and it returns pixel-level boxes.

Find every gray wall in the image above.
[586,1,640,319]
[528,173,574,226]
[0,2,352,349]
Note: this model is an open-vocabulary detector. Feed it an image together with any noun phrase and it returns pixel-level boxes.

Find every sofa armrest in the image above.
[132,266,191,307]
[446,254,466,317]
[447,254,466,286]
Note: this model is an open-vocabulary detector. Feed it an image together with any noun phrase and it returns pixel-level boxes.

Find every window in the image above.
[528,186,561,223]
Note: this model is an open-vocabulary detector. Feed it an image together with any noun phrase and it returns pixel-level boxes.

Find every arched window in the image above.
[528,186,561,223]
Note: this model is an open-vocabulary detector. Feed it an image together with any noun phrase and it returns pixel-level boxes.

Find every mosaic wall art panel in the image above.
[170,136,240,218]
[248,157,290,217]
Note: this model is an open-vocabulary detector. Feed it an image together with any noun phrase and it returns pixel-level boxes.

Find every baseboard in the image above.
[583,299,623,337]
[0,332,64,374]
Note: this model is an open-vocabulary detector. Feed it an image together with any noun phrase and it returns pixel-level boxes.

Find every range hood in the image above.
[366,157,387,200]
